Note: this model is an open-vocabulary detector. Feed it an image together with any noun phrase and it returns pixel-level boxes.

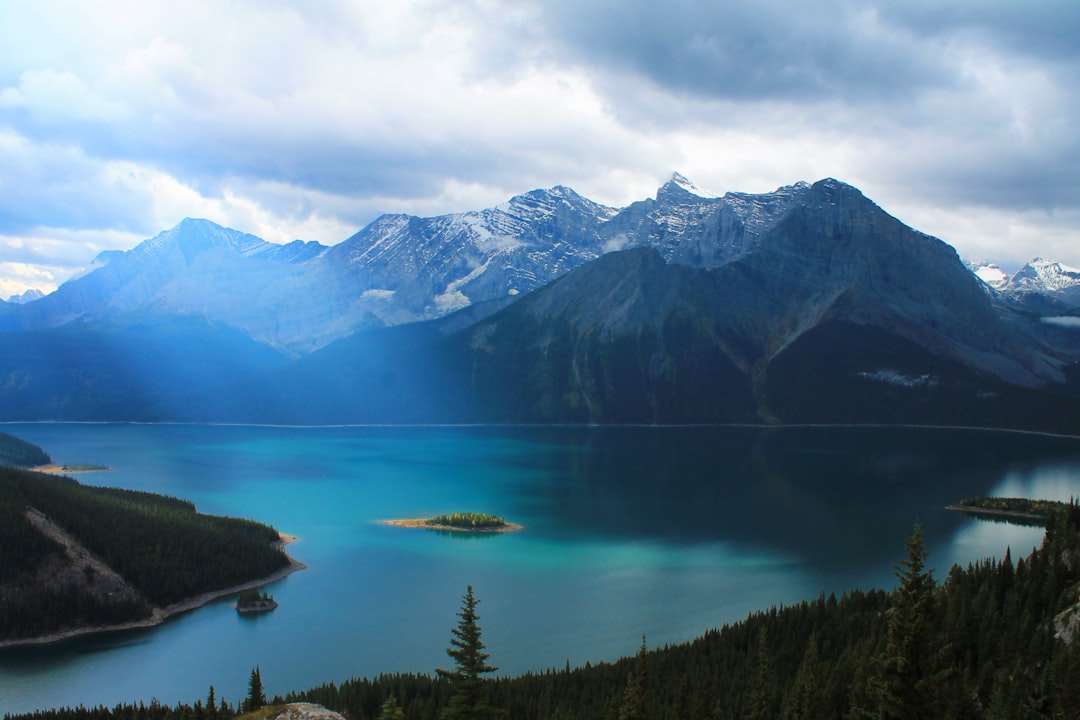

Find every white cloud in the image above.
[1042,317,1080,329]
[0,0,1078,295]
[0,261,59,297]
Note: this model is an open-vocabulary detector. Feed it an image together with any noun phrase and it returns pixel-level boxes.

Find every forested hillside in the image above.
[9,505,1080,720]
[0,431,50,467]
[0,466,291,642]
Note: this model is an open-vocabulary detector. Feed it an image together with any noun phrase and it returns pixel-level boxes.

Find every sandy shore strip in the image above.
[382,518,524,533]
[31,464,113,475]
[0,534,306,649]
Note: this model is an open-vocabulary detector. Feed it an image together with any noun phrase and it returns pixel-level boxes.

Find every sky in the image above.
[1,0,1079,298]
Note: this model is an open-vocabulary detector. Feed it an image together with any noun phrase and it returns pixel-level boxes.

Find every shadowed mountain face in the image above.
[2,177,1078,429]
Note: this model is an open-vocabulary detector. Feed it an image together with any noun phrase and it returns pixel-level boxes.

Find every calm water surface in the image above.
[2,424,1079,714]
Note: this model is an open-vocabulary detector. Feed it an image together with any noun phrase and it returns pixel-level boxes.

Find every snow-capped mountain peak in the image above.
[668,172,718,199]
[967,261,1010,290]
[1006,258,1080,295]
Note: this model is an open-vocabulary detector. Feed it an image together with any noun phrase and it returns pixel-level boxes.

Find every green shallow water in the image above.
[1,424,1078,714]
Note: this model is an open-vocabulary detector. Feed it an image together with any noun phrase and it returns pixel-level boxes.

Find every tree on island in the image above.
[426,513,508,530]
[437,585,499,719]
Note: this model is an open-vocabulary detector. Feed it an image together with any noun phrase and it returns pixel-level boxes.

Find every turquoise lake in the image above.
[3,423,1080,714]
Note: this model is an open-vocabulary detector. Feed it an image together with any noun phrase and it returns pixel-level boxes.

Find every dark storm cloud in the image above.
[513,0,952,103]
[878,0,1080,63]
[495,0,1080,215]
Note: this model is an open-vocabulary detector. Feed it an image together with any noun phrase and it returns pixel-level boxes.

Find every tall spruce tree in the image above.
[618,635,650,720]
[782,636,826,720]
[876,524,950,720]
[437,585,498,720]
[746,627,775,720]
[243,666,266,713]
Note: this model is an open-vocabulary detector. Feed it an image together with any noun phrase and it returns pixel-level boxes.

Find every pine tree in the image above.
[378,696,406,720]
[437,585,498,719]
[746,627,775,720]
[205,685,217,719]
[876,524,950,720]
[782,636,826,720]
[244,666,267,713]
[619,635,650,720]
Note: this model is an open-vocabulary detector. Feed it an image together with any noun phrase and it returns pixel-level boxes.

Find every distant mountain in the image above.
[968,257,1080,320]
[5,175,878,355]
[3,175,1079,430]
[176,180,1080,432]
[5,289,43,305]
[1002,258,1080,307]
[13,220,335,354]
[967,261,1009,291]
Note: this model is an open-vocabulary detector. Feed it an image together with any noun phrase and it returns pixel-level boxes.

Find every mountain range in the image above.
[1,174,1078,430]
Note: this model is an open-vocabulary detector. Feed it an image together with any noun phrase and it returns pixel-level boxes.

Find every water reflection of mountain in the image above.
[510,426,1080,572]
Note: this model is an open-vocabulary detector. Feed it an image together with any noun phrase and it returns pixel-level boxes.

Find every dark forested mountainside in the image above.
[190,248,1080,432]
[11,505,1080,720]
[0,431,51,467]
[0,466,291,642]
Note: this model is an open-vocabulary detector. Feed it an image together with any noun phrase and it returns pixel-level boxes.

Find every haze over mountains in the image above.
[1,175,1079,430]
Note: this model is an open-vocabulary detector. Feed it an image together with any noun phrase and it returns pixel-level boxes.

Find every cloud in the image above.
[1041,316,1080,329]
[499,0,952,103]
[0,129,156,233]
[0,0,1077,296]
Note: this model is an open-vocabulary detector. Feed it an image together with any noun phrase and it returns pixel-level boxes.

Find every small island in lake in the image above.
[383,512,523,533]
[946,496,1077,526]
[236,588,278,614]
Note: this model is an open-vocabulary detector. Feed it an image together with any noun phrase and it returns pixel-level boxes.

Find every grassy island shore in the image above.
[383,513,523,533]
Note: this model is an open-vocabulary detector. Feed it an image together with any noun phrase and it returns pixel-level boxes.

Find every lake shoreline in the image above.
[945,505,1047,525]
[0,534,306,649]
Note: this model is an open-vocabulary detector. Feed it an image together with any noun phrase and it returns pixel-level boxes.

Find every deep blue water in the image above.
[2,424,1079,714]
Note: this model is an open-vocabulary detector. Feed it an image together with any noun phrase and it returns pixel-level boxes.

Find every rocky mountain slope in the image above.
[2,175,1078,429]
[7,174,930,355]
[173,181,1080,431]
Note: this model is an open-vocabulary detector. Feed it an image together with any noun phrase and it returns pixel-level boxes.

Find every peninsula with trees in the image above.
[0,464,303,645]
[946,496,1074,526]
